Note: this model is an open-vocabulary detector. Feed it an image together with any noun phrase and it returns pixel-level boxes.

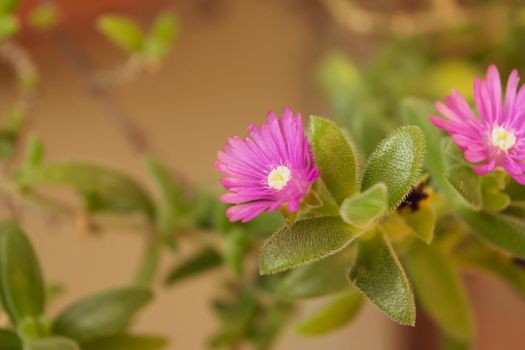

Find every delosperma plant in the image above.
[2,1,525,350]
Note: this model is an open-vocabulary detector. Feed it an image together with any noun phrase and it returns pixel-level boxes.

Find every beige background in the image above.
[1,0,524,349]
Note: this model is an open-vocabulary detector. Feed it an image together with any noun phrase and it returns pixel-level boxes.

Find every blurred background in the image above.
[1,0,525,349]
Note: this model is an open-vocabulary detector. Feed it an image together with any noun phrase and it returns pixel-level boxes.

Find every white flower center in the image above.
[267,166,291,190]
[491,126,516,152]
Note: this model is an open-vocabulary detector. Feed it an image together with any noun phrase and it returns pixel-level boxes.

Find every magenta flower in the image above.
[431,65,525,184]
[215,108,320,222]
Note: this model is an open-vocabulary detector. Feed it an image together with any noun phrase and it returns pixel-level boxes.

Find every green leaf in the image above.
[82,334,167,350]
[441,333,470,350]
[309,116,358,204]
[96,15,145,52]
[404,241,473,341]
[340,183,388,229]
[0,0,17,14]
[276,247,354,300]
[0,13,18,39]
[259,217,360,275]
[29,3,58,30]
[0,328,22,350]
[295,290,363,336]
[446,165,482,210]
[24,337,80,350]
[144,157,187,232]
[165,247,222,285]
[459,208,525,258]
[143,12,178,60]
[400,98,447,190]
[0,224,45,325]
[16,162,155,220]
[348,232,415,325]
[53,287,152,343]
[361,126,426,210]
[400,206,435,244]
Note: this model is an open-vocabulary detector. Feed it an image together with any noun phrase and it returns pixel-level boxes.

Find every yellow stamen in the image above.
[491,126,516,152]
[268,166,291,190]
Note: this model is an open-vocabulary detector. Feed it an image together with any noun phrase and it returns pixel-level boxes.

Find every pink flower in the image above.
[431,65,525,184]
[215,108,320,222]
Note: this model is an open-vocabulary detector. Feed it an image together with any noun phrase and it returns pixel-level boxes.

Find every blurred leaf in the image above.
[457,242,525,298]
[29,3,58,30]
[441,332,470,350]
[133,240,161,288]
[309,116,358,204]
[0,13,18,39]
[96,15,144,52]
[0,328,22,350]
[53,287,152,343]
[0,130,16,160]
[0,0,17,13]
[253,302,293,350]
[295,290,363,336]
[143,12,178,61]
[82,334,167,350]
[423,60,480,100]
[404,241,473,341]
[259,217,360,275]
[26,137,44,168]
[340,183,388,230]
[401,206,435,244]
[349,232,415,325]
[16,162,155,219]
[276,246,354,300]
[316,51,362,117]
[165,247,222,285]
[400,98,447,190]
[0,224,45,325]
[223,229,249,276]
[446,165,482,210]
[144,157,187,232]
[460,208,525,258]
[24,337,80,350]
[18,316,52,341]
[481,175,510,211]
[361,126,426,210]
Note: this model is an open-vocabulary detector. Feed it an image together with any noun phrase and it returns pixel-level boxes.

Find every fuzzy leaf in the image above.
[309,116,358,204]
[82,334,167,350]
[340,183,388,229]
[276,247,354,299]
[53,288,152,343]
[446,165,482,210]
[165,247,222,285]
[361,126,425,210]
[460,208,525,258]
[0,224,45,325]
[96,15,144,52]
[29,3,57,30]
[16,162,155,220]
[295,290,363,336]
[0,328,21,349]
[24,337,80,350]
[259,217,360,275]
[404,241,473,341]
[348,233,415,325]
